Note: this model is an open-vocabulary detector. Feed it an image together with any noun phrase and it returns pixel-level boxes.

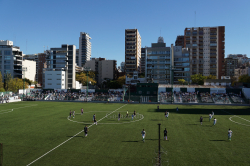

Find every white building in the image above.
[22,60,36,82]
[44,70,66,89]
[79,32,91,67]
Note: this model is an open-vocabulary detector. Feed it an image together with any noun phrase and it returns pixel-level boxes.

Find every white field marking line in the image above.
[0,104,37,114]
[67,113,144,124]
[221,110,250,127]
[26,104,127,166]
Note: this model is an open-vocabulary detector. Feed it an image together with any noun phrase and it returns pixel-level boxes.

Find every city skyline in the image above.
[1,0,250,66]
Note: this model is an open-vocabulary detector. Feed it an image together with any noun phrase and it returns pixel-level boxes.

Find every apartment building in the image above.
[145,37,172,84]
[235,66,249,81]
[173,47,191,83]
[184,26,225,79]
[0,40,22,79]
[79,32,91,67]
[125,29,141,75]
[45,44,76,89]
[227,54,248,66]
[225,57,238,76]
[175,35,184,47]
[141,48,146,74]
[84,58,117,84]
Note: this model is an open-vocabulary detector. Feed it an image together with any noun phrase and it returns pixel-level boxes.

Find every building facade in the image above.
[37,53,47,85]
[22,60,36,82]
[184,26,225,79]
[173,47,191,83]
[0,40,22,79]
[175,35,184,47]
[79,32,91,67]
[45,44,76,89]
[84,58,117,85]
[125,29,141,75]
[145,37,172,84]
[225,57,238,76]
[141,48,146,74]
[43,70,66,89]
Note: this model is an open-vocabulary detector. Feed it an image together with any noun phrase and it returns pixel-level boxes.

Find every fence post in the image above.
[0,143,3,166]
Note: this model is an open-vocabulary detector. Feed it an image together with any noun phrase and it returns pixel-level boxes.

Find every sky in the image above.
[1,0,250,66]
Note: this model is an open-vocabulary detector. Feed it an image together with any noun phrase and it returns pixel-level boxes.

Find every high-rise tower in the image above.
[184,26,225,79]
[79,32,91,67]
[125,29,141,76]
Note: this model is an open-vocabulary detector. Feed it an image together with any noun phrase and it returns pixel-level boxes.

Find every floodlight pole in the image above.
[158,123,161,165]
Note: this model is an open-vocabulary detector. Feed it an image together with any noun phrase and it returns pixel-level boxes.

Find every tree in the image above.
[4,73,12,91]
[117,75,125,87]
[138,73,145,78]
[23,78,33,85]
[191,74,207,85]
[76,71,96,86]
[8,78,28,93]
[0,71,4,90]
[206,75,216,79]
[238,74,250,83]
[178,79,186,85]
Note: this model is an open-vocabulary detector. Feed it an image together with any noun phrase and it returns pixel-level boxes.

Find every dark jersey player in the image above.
[164,128,168,140]
[84,126,89,137]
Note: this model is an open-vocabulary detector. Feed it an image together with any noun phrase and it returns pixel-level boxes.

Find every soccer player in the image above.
[213,118,217,126]
[73,110,75,118]
[118,112,121,121]
[212,111,214,117]
[157,105,159,111]
[93,114,96,122]
[163,128,168,140]
[81,108,83,115]
[84,125,89,137]
[200,116,203,125]
[134,110,136,118]
[126,110,129,118]
[176,107,178,112]
[94,117,97,125]
[166,111,169,119]
[141,129,146,142]
[209,114,212,122]
[131,113,134,120]
[228,129,233,141]
[69,110,72,118]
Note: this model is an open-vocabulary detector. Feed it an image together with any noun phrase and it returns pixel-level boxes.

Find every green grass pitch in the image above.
[0,102,250,166]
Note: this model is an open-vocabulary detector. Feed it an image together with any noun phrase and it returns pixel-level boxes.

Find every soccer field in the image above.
[0,102,250,166]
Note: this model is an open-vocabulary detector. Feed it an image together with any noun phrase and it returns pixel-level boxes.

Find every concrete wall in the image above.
[44,71,65,89]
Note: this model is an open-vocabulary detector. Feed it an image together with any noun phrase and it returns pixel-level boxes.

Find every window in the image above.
[57,79,61,80]
[57,83,61,85]
[48,78,52,80]
[4,56,11,60]
[4,50,11,55]
[48,83,52,85]
[57,74,61,75]
[4,65,10,69]
[0,51,2,55]
[4,61,10,64]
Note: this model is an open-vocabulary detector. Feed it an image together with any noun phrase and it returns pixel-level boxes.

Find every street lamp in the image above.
[83,67,91,102]
[22,67,27,101]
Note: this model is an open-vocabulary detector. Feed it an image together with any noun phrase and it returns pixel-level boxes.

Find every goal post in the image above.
[0,143,3,166]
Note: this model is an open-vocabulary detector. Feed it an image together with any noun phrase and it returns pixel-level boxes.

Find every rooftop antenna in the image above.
[43,46,45,51]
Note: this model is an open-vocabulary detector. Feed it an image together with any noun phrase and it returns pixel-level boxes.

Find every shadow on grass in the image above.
[122,141,139,142]
[149,108,250,115]
[209,140,226,141]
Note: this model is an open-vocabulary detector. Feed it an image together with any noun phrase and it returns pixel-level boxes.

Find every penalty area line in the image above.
[26,104,127,166]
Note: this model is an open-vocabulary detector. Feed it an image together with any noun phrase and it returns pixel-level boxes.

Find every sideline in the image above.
[0,104,37,114]
[26,104,127,166]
